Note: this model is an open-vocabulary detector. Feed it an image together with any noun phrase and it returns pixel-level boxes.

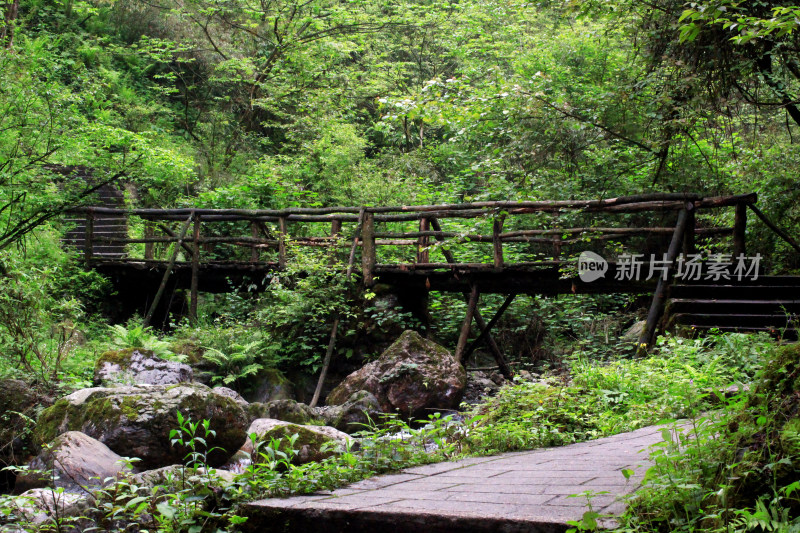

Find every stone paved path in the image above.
[244,424,669,533]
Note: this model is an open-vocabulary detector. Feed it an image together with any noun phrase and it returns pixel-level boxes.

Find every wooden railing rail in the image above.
[68,194,762,300]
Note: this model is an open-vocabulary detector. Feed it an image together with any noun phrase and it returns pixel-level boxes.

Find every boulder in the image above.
[0,379,51,473]
[263,399,319,425]
[242,419,352,464]
[34,383,248,470]
[318,391,383,434]
[15,431,130,493]
[462,371,500,405]
[133,464,235,488]
[242,368,294,404]
[622,320,646,342]
[94,348,193,386]
[213,386,248,406]
[326,330,466,419]
[12,488,91,529]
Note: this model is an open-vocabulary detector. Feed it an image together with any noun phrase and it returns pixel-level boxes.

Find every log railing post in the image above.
[84,209,94,266]
[331,219,342,238]
[492,214,505,269]
[683,209,696,256]
[144,220,155,260]
[553,232,562,262]
[250,221,259,263]
[278,217,287,269]
[733,202,747,258]
[361,211,376,286]
[417,217,429,264]
[189,213,201,323]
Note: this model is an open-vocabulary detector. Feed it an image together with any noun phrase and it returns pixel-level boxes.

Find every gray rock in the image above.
[213,386,248,406]
[13,488,91,528]
[462,371,500,405]
[319,391,383,434]
[327,331,466,419]
[15,431,130,493]
[622,320,646,342]
[134,464,235,488]
[94,348,193,386]
[34,383,249,470]
[242,368,295,404]
[262,399,318,425]
[241,419,353,464]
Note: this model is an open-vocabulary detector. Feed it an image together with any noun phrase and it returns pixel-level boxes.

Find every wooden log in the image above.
[683,210,696,256]
[309,208,366,408]
[748,205,800,254]
[696,193,757,209]
[190,214,201,323]
[68,192,751,220]
[157,224,195,257]
[361,212,376,286]
[331,219,342,237]
[492,215,505,269]
[462,293,517,371]
[84,210,94,266]
[251,221,259,262]
[143,214,193,327]
[455,285,480,363]
[144,221,154,260]
[553,232,562,261]
[417,217,429,264]
[278,217,287,269]
[638,207,691,353]
[733,202,747,259]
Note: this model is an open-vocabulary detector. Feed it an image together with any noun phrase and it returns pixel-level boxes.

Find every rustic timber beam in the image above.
[143,214,193,328]
[455,285,480,363]
[637,207,691,353]
[748,205,800,255]
[461,293,516,373]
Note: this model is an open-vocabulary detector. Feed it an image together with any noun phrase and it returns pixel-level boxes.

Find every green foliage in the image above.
[463,332,774,455]
[107,322,176,360]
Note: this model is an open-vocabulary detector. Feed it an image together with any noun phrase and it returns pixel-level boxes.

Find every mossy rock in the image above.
[241,368,295,403]
[34,383,248,470]
[241,419,352,464]
[326,330,466,419]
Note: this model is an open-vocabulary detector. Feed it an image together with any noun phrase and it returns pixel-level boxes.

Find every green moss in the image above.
[94,348,143,374]
[33,399,70,444]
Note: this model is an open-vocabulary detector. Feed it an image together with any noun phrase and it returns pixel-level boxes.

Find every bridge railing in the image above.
[68,192,760,279]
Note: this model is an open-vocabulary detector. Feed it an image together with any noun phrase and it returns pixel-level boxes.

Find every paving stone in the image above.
[244,423,676,533]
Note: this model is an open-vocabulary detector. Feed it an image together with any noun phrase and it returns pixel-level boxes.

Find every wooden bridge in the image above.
[64,192,800,374]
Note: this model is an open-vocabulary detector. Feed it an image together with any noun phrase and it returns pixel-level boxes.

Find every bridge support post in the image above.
[455,284,479,363]
[638,207,691,354]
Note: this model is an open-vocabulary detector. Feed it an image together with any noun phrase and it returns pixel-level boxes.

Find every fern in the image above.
[108,323,175,360]
[202,342,264,386]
